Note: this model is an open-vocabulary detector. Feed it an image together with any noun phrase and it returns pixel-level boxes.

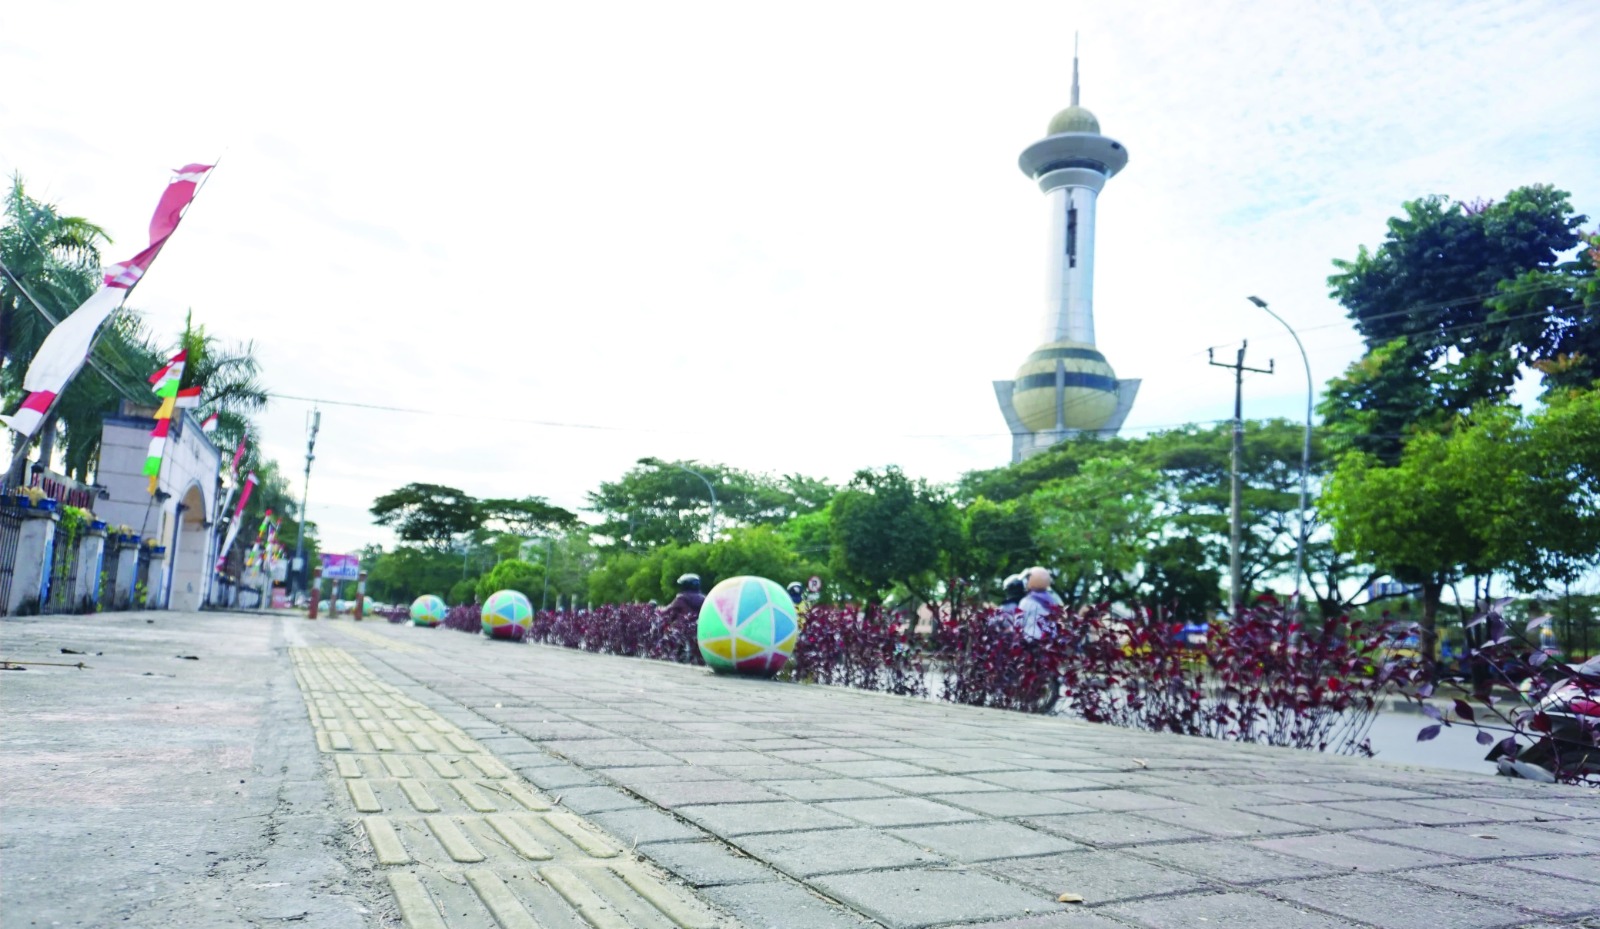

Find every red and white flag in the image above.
[174,385,203,409]
[0,164,213,440]
[201,413,219,434]
[216,471,259,571]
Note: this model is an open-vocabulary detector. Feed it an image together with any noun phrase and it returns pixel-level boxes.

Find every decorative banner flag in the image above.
[174,385,202,409]
[143,419,171,477]
[0,165,212,440]
[230,435,248,475]
[201,413,219,434]
[144,349,190,493]
[215,472,259,571]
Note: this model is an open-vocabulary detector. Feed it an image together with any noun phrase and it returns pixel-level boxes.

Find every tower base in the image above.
[994,378,1141,463]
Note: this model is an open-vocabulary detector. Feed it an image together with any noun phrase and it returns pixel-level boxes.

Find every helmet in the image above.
[786,582,803,595]
[1002,574,1025,598]
[676,573,701,591]
[1024,566,1053,591]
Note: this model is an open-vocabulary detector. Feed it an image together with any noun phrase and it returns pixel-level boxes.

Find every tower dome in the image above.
[1009,340,1119,433]
[1047,105,1099,136]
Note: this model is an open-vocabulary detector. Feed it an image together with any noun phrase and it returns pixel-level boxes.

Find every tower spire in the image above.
[1071,32,1080,106]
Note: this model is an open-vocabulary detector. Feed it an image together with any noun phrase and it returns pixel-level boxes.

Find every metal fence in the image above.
[40,519,82,614]
[0,500,22,614]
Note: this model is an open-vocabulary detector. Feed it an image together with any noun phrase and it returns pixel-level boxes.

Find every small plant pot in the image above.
[89,521,107,532]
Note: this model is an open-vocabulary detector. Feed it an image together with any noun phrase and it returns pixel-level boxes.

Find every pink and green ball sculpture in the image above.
[482,590,533,640]
[697,576,799,675]
[410,594,446,627]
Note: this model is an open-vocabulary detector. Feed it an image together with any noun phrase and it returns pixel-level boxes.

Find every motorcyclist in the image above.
[785,581,811,622]
[999,574,1026,614]
[1017,566,1062,642]
[661,574,705,623]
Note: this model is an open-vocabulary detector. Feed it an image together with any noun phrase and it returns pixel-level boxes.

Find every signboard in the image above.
[807,575,822,594]
[320,553,360,581]
[271,587,290,609]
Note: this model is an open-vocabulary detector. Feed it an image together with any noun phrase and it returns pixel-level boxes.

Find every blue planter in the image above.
[90,520,107,532]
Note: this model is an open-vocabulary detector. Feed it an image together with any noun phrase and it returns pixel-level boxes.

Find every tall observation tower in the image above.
[994,46,1140,462]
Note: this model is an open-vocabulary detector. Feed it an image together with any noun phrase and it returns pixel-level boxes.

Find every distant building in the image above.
[994,49,1140,462]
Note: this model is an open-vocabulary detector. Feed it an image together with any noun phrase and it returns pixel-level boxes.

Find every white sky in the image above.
[3,0,1598,554]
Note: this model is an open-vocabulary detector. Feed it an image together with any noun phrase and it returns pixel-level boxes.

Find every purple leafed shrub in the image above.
[377,607,409,624]
[1402,598,1599,786]
[939,603,1400,754]
[443,602,482,634]
[787,606,929,697]
[524,605,705,664]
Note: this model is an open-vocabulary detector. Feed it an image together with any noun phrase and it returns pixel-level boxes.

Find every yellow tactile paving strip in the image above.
[291,647,729,929]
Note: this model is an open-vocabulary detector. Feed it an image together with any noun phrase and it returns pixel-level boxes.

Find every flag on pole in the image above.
[144,348,190,494]
[231,435,248,475]
[215,472,258,571]
[0,165,212,440]
[201,413,219,434]
[143,419,170,477]
[175,386,202,409]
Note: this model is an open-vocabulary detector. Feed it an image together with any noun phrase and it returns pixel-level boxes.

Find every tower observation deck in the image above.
[993,45,1140,462]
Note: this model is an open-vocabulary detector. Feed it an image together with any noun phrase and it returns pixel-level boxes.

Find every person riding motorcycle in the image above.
[661,574,705,623]
[1016,566,1062,642]
[785,581,811,624]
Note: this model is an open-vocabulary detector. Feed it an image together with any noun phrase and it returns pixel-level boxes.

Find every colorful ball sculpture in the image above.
[697,576,799,675]
[481,590,533,640]
[410,594,446,627]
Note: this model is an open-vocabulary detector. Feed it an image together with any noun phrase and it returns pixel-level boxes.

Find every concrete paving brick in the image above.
[1023,812,1208,847]
[1109,891,1363,928]
[553,785,643,814]
[811,759,932,778]
[933,792,1099,818]
[1488,797,1600,819]
[765,778,899,802]
[872,774,1011,794]
[1248,802,1396,831]
[890,820,1081,862]
[973,771,1109,792]
[588,807,706,845]
[1130,805,1308,838]
[1323,799,1498,826]
[915,756,1031,775]
[767,747,877,763]
[1397,862,1600,918]
[1477,822,1600,856]
[1502,855,1600,886]
[963,913,1131,929]
[733,827,946,877]
[1352,825,1554,861]
[1049,789,1186,812]
[635,839,778,887]
[701,879,875,929]
[519,763,602,790]
[1123,840,1342,885]
[1252,833,1457,872]
[626,778,783,808]
[676,800,857,836]
[984,849,1214,903]
[669,749,773,766]
[605,764,731,785]
[1269,873,1535,929]
[712,762,833,781]
[1304,782,1434,800]
[818,797,983,827]
[811,868,1051,929]
[1253,784,1375,803]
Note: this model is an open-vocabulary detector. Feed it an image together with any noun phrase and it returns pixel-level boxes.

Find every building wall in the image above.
[97,408,220,610]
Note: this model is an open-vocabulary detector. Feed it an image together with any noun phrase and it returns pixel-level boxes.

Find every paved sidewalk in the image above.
[315,617,1599,929]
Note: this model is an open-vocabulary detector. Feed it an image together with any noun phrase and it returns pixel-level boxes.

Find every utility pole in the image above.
[1209,342,1273,616]
[293,409,320,598]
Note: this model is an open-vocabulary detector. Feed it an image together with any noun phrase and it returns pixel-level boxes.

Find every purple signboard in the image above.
[320,553,360,581]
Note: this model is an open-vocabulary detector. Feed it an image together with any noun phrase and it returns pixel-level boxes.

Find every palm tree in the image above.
[3,176,161,482]
[175,310,269,452]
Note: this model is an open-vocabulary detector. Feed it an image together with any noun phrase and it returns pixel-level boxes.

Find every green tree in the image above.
[828,466,956,606]
[957,496,1039,597]
[1325,186,1587,454]
[1139,535,1221,621]
[476,559,545,603]
[370,483,481,550]
[174,310,267,451]
[365,545,464,603]
[587,460,835,549]
[1486,232,1600,394]
[480,497,579,537]
[1029,457,1159,608]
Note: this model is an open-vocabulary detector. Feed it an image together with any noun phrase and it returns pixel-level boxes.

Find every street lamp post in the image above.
[1247,296,1312,614]
[638,457,718,544]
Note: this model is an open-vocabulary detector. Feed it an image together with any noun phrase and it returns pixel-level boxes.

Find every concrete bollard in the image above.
[307,568,320,620]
